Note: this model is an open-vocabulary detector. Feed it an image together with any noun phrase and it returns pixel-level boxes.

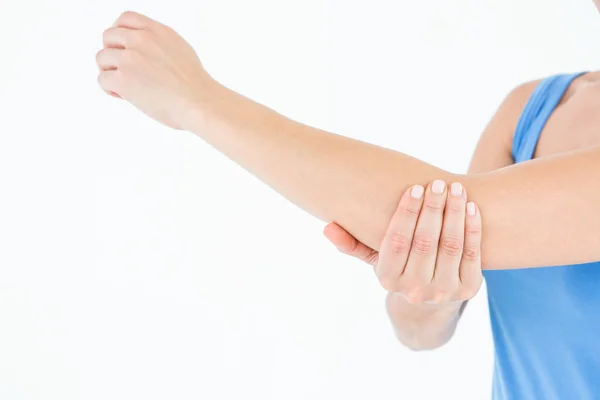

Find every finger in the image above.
[401,180,447,296]
[375,185,424,289]
[96,48,124,71]
[103,27,145,49]
[113,11,158,30]
[432,182,467,293]
[459,202,483,291]
[323,223,378,265]
[97,69,122,97]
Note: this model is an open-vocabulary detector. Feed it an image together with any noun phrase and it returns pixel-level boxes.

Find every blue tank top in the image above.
[483,72,600,400]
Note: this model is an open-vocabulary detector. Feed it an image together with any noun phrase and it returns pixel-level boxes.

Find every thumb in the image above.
[323,223,378,265]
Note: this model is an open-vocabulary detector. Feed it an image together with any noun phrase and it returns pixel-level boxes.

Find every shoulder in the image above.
[468,79,542,173]
[498,79,542,121]
[486,78,543,141]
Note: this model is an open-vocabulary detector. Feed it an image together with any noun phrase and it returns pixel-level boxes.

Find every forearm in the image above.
[186,84,600,269]
[186,84,454,251]
[386,293,462,351]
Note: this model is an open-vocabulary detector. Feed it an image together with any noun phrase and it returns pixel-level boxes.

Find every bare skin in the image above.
[327,72,600,350]
[326,182,483,350]
[322,79,535,350]
[96,11,600,272]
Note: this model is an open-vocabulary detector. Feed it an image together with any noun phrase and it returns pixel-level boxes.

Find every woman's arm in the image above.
[329,182,484,351]
[98,12,600,270]
[185,82,599,270]
[323,80,538,350]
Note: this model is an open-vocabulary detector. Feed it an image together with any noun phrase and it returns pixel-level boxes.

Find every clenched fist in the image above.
[96,11,218,129]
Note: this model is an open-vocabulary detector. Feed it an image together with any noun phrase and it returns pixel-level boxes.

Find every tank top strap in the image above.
[512,72,586,163]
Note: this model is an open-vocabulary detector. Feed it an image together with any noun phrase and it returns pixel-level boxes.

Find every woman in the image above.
[96,8,600,399]
[324,73,600,398]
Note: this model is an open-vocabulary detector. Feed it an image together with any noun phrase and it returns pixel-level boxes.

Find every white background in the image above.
[0,0,598,399]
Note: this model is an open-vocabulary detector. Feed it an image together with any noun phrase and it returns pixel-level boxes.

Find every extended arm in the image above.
[98,12,600,270]
[185,82,599,269]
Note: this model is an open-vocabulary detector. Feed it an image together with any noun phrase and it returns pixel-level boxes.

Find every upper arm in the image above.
[467,80,541,174]
[462,78,600,268]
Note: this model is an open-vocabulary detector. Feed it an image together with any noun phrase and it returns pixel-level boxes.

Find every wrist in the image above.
[387,292,463,318]
[180,77,228,134]
[386,293,462,350]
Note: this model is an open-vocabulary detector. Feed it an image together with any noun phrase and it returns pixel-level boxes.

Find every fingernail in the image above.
[431,180,445,194]
[467,202,476,216]
[411,185,424,199]
[450,182,463,197]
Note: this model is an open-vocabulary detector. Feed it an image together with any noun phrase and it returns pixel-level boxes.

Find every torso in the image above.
[484,72,600,400]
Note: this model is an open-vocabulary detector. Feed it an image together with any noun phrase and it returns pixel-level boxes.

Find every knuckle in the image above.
[446,200,465,213]
[387,232,411,254]
[466,223,482,235]
[401,205,420,218]
[431,289,449,303]
[378,275,397,292]
[403,290,418,304]
[100,70,122,89]
[120,10,138,21]
[102,27,114,43]
[404,288,425,304]
[412,233,434,255]
[462,245,479,262]
[129,29,150,46]
[97,70,111,86]
[97,76,108,90]
[458,286,479,300]
[431,281,455,299]
[423,201,444,212]
[365,252,379,266]
[440,236,463,257]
